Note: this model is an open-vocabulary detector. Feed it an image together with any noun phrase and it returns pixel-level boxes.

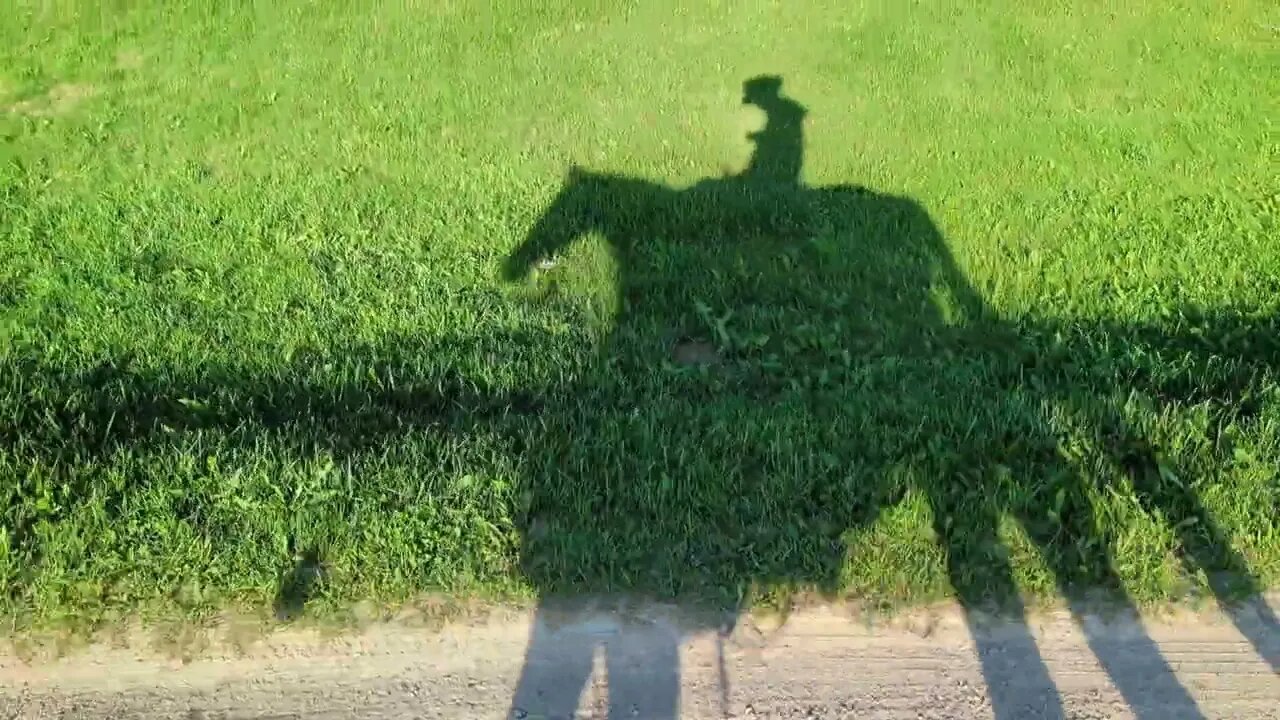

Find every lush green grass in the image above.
[1,1,1278,631]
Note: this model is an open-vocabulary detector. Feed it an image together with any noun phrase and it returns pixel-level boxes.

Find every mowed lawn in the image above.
[1,1,1277,630]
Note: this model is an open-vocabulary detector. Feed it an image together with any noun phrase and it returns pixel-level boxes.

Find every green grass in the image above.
[1,1,1278,632]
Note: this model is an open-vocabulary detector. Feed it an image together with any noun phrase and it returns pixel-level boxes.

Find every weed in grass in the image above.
[274,547,325,622]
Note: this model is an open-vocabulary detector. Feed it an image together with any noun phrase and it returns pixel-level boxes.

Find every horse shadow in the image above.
[503,75,1279,719]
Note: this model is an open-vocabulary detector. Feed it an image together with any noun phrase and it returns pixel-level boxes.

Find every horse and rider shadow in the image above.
[503,75,1280,719]
[3,73,1275,720]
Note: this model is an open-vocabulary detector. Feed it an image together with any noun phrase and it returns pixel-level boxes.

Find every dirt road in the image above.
[2,597,1277,719]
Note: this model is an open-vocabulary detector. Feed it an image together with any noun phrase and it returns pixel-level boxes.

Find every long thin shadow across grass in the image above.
[2,76,1277,719]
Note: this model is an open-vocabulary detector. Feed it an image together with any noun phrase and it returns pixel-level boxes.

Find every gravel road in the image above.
[2,597,1276,719]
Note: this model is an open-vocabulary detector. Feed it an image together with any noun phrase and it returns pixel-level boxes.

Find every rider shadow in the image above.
[504,75,1277,719]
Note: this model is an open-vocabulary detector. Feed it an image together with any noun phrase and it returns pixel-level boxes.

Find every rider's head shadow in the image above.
[739,74,807,187]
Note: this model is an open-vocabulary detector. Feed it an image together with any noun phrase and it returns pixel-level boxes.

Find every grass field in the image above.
[1,1,1278,633]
